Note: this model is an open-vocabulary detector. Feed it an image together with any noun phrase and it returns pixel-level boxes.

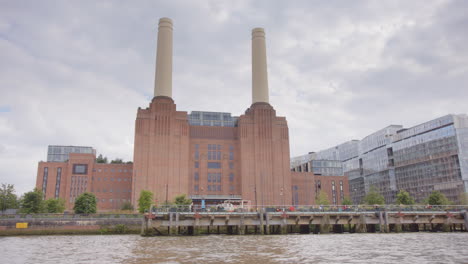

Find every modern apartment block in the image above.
[35,18,348,211]
[301,114,468,204]
[290,153,348,205]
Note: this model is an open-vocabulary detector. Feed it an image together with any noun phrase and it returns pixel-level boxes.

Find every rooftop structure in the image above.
[47,145,95,162]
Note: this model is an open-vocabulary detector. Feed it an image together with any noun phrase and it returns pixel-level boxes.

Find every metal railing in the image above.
[147,204,468,214]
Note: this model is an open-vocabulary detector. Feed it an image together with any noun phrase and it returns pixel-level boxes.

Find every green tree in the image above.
[45,198,65,213]
[96,154,108,164]
[173,194,192,206]
[396,190,415,205]
[363,186,385,205]
[342,197,353,205]
[138,190,153,213]
[458,193,468,205]
[426,191,450,205]
[126,161,133,164]
[73,192,97,214]
[20,188,45,213]
[0,183,19,211]
[110,158,123,164]
[121,201,134,211]
[316,191,330,205]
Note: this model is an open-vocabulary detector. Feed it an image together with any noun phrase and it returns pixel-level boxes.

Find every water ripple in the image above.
[0,233,467,264]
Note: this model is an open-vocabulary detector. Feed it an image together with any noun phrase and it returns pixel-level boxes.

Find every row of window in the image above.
[93,168,132,173]
[208,173,221,182]
[94,177,132,182]
[69,198,131,204]
[94,188,132,193]
[100,198,131,203]
[193,185,235,192]
[195,162,235,169]
[194,172,235,182]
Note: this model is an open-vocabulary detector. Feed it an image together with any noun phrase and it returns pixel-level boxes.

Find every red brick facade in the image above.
[36,101,349,211]
[37,153,132,211]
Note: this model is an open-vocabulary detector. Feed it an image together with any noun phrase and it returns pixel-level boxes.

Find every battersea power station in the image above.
[36,18,349,211]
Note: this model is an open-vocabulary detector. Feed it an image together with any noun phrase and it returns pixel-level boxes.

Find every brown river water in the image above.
[1,233,467,264]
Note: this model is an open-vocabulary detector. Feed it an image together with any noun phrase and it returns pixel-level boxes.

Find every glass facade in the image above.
[47,145,95,162]
[188,111,238,127]
[290,156,343,176]
[310,114,468,204]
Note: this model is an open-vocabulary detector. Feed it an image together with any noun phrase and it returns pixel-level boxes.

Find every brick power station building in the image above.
[36,18,349,211]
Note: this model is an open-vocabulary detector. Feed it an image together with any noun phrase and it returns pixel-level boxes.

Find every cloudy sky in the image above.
[1,0,467,194]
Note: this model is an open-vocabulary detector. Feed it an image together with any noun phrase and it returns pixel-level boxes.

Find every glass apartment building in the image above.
[47,145,95,162]
[300,114,468,204]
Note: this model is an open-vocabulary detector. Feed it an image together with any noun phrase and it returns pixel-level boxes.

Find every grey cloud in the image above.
[0,0,467,194]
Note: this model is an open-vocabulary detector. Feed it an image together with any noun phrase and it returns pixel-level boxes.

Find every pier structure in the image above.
[142,206,468,236]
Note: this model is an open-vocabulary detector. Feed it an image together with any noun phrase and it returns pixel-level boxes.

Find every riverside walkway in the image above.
[142,205,468,236]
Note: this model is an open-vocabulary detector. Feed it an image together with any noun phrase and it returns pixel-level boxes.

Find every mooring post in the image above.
[280,211,288,234]
[463,211,468,232]
[239,214,245,235]
[175,213,180,235]
[320,214,330,234]
[379,211,384,233]
[259,209,265,235]
[384,211,389,233]
[169,212,174,235]
[265,212,270,235]
[194,214,200,235]
[356,214,367,233]
[443,212,452,232]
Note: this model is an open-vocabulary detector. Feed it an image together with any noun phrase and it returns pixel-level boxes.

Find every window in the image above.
[229,151,234,160]
[73,164,88,174]
[217,185,221,191]
[208,185,212,191]
[194,185,199,191]
[229,173,234,182]
[229,162,234,169]
[194,172,199,181]
[195,162,199,168]
[229,185,234,191]
[217,173,221,182]
[208,162,221,169]
[42,167,48,197]
[55,168,61,198]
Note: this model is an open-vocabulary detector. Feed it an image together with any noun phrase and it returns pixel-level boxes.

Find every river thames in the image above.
[1,233,467,263]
